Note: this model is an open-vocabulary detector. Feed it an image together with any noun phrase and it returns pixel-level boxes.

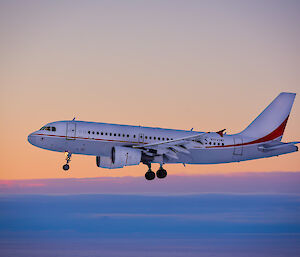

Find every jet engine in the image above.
[96,146,142,169]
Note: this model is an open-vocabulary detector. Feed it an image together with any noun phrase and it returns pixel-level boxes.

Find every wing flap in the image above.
[169,145,190,154]
[164,150,179,160]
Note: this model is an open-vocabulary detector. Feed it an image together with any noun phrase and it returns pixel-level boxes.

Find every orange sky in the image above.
[0,1,299,179]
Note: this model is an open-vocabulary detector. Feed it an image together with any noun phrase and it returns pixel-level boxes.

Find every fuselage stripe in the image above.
[35,133,142,144]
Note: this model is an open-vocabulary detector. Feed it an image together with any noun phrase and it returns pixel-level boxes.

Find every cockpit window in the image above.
[40,126,56,131]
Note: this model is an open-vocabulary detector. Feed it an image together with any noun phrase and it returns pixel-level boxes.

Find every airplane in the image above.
[28,92,299,180]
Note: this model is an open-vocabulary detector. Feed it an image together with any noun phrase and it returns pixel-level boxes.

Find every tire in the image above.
[63,164,70,171]
[145,171,155,180]
[156,169,167,179]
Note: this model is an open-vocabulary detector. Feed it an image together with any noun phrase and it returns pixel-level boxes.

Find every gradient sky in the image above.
[1,3,300,256]
[0,0,300,179]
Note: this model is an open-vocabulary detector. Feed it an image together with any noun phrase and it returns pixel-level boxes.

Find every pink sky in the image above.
[0,1,299,180]
[1,172,300,195]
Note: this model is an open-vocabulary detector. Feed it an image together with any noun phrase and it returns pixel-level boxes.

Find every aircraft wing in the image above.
[132,131,222,160]
[133,133,205,148]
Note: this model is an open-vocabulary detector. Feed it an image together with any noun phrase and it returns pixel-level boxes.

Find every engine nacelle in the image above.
[96,146,142,169]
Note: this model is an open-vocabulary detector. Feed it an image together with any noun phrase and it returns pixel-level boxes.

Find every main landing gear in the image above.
[156,165,167,179]
[144,163,167,180]
[63,152,72,171]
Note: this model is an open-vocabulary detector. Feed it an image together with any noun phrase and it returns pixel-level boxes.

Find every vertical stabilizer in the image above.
[239,92,296,140]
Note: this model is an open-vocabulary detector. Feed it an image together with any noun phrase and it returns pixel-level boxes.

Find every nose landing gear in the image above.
[63,152,72,171]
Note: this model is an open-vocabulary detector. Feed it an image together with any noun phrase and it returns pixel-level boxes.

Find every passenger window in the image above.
[149,136,152,139]
[92,131,95,134]
[118,133,120,137]
[123,134,125,137]
[127,134,129,137]
[162,138,165,141]
[145,136,148,139]
[167,138,169,140]
[213,142,216,145]
[97,132,99,135]
[222,143,224,146]
[105,132,108,135]
[88,131,90,134]
[158,137,160,140]
[154,137,156,140]
[51,127,56,132]
[110,133,112,136]
[114,133,116,136]
[133,135,136,138]
[101,132,103,135]
[209,142,211,145]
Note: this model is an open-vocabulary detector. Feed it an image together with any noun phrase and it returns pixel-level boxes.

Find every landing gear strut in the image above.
[63,152,72,171]
[145,163,155,181]
[156,164,167,179]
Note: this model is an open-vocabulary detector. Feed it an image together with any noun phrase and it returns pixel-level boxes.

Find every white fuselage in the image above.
[28,120,297,165]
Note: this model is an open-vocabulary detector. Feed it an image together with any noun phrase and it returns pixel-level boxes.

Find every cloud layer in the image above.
[1,172,300,194]
[1,172,300,256]
[1,193,300,256]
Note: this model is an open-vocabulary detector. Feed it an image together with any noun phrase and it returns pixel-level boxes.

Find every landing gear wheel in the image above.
[156,168,167,179]
[63,164,70,171]
[62,152,72,171]
[145,170,155,180]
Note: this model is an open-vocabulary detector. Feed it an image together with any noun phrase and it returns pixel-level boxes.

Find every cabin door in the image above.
[66,122,76,140]
[233,136,243,155]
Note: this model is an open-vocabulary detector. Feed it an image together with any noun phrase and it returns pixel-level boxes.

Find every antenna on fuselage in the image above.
[190,128,193,131]
[216,129,226,137]
[72,117,76,121]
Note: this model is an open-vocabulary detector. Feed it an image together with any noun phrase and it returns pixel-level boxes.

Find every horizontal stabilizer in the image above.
[258,141,299,152]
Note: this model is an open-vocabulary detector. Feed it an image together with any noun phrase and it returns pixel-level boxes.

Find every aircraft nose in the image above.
[27,133,36,145]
